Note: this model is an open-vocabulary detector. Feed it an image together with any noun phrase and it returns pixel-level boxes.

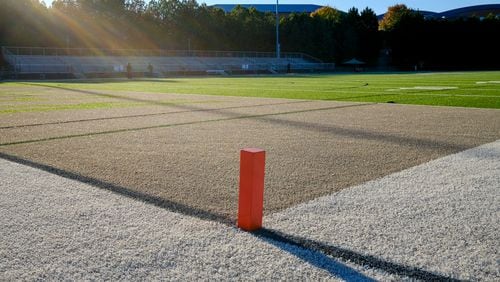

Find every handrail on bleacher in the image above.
[1,46,323,63]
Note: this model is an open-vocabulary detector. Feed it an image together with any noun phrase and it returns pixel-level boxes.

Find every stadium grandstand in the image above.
[1,47,333,79]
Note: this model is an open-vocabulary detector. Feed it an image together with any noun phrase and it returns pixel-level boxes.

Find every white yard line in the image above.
[394,92,500,98]
[476,81,500,84]
[1,140,499,280]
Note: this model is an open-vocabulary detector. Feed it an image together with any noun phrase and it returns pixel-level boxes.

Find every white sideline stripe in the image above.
[0,140,499,280]
[476,81,500,84]
[399,86,458,90]
[386,92,500,98]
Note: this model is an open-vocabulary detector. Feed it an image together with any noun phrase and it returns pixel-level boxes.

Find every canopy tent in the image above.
[343,58,365,65]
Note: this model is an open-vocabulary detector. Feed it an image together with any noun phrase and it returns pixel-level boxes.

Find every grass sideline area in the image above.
[1,71,499,110]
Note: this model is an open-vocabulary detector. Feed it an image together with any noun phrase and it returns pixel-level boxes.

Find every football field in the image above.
[1,71,499,280]
[2,71,500,112]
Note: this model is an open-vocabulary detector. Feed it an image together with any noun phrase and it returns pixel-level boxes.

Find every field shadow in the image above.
[255,114,469,152]
[19,82,184,107]
[254,228,462,281]
[255,228,376,281]
[0,99,310,130]
[20,78,180,84]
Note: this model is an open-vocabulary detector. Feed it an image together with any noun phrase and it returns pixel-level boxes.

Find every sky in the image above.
[42,1,500,15]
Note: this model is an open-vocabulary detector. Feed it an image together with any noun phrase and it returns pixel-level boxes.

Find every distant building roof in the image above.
[377,10,438,20]
[378,4,500,20]
[438,4,500,19]
[211,4,323,14]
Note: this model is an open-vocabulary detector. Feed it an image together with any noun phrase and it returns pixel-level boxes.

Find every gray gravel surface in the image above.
[1,140,499,280]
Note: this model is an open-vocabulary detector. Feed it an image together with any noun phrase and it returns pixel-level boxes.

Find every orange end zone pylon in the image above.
[238,148,265,231]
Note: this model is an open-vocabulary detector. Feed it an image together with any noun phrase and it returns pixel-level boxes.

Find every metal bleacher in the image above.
[2,47,335,78]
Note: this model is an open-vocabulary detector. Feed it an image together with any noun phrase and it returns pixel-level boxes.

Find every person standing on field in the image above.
[148,63,153,77]
[126,63,132,79]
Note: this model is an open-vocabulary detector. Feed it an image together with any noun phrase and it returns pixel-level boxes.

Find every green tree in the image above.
[341,7,361,60]
[359,7,380,63]
[310,6,342,23]
[0,0,52,47]
[379,4,412,31]
[281,13,316,56]
[382,5,425,67]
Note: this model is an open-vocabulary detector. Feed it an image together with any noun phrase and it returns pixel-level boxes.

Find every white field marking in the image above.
[385,86,456,92]
[415,72,467,75]
[385,86,500,98]
[398,86,458,90]
[457,88,500,91]
[476,81,500,84]
[384,91,500,98]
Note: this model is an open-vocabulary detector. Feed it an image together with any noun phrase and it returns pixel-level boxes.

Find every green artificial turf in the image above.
[2,71,500,109]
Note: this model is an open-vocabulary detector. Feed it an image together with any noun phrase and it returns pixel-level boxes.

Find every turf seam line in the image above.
[0,103,373,146]
[0,100,312,129]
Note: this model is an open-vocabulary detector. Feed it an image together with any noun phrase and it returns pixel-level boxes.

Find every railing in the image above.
[13,64,73,74]
[147,63,335,73]
[1,46,17,66]
[12,62,335,74]
[2,46,323,63]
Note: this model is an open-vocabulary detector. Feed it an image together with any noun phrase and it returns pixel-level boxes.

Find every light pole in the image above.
[275,0,280,59]
[66,35,70,55]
